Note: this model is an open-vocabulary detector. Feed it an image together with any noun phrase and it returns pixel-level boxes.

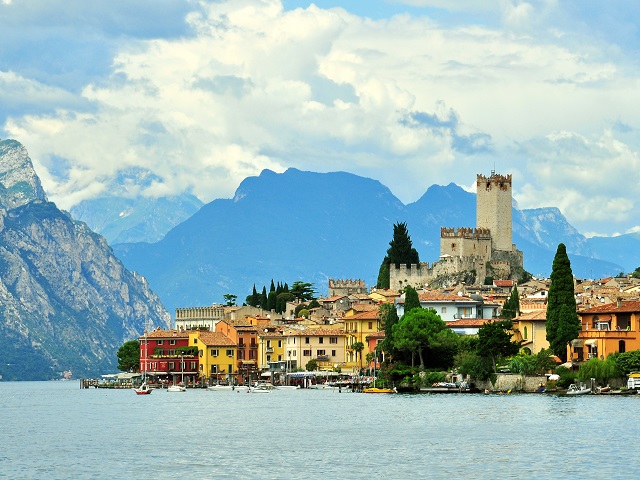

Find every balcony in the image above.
[580,330,635,340]
[266,347,274,353]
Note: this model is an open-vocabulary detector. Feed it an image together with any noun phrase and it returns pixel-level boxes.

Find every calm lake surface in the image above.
[1,381,636,479]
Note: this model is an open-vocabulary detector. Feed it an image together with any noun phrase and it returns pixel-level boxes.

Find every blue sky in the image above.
[1,0,640,237]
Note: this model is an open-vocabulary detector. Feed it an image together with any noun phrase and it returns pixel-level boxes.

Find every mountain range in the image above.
[113,168,627,314]
[0,139,171,380]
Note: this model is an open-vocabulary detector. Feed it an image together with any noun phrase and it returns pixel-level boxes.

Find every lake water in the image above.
[1,381,636,479]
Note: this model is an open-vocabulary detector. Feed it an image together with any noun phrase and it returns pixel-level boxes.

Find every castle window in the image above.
[451,243,456,251]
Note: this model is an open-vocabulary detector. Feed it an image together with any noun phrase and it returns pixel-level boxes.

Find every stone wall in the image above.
[476,173,513,252]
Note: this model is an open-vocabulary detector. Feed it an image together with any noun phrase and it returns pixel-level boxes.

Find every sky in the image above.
[1,0,639,237]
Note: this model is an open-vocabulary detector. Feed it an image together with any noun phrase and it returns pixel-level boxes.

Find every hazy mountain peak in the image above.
[0,139,48,209]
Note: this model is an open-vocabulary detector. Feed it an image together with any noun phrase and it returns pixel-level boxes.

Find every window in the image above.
[169,362,175,370]
[211,365,218,374]
[303,349,311,356]
[238,350,244,360]
[199,365,203,371]
[319,337,324,344]
[190,361,196,370]
[292,351,297,357]
[523,326,528,340]
[278,355,282,361]
[249,350,256,360]
[441,307,447,313]
[305,337,310,344]
[157,340,164,345]
[330,337,337,344]
[228,364,233,374]
[226,349,233,357]
[278,340,282,348]
[169,349,176,356]
[331,350,336,357]
[211,349,218,357]
[266,355,271,362]
[267,340,271,348]
[169,339,176,345]
[317,349,326,356]
[193,338,198,344]
[368,322,373,330]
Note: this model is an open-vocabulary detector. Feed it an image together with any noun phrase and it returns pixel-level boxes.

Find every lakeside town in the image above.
[87,173,640,395]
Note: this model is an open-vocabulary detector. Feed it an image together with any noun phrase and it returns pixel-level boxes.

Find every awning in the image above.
[571,339,584,347]
[585,339,597,346]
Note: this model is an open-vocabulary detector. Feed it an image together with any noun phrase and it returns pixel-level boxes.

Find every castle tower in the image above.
[476,172,512,252]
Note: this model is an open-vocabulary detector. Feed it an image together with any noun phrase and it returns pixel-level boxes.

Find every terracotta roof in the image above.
[446,319,491,328]
[515,310,547,321]
[366,331,386,339]
[320,295,347,303]
[417,290,474,302]
[144,329,189,339]
[286,328,345,336]
[580,300,640,314]
[350,304,378,312]
[493,280,514,288]
[196,331,236,346]
[371,289,400,297]
[345,310,379,320]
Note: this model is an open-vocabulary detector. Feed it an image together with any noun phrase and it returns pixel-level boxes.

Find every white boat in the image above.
[134,382,152,395]
[207,384,235,391]
[566,383,591,395]
[250,382,274,393]
[167,384,186,392]
[276,385,299,390]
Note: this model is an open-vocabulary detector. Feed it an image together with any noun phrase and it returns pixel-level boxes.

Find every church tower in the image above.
[476,172,513,252]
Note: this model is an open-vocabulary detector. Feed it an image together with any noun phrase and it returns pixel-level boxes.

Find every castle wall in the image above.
[440,227,492,261]
[477,173,512,252]
[328,278,367,297]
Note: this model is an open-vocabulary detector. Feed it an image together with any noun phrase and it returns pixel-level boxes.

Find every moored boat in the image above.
[566,383,591,395]
[167,384,186,392]
[363,387,396,394]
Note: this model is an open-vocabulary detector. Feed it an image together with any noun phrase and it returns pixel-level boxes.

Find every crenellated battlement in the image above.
[477,173,512,191]
[441,227,491,240]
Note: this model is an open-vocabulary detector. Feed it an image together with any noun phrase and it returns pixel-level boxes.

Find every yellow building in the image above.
[189,328,237,384]
[368,289,400,304]
[343,308,381,371]
[512,310,550,354]
[257,325,286,371]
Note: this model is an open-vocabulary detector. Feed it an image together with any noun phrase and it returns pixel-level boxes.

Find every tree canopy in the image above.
[546,243,580,361]
[290,281,316,301]
[392,308,448,368]
[117,340,140,372]
[500,285,520,319]
[476,319,520,372]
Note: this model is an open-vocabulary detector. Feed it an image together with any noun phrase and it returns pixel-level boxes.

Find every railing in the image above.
[266,347,274,353]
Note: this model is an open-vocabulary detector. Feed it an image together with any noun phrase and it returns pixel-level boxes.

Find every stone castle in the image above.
[390,172,524,290]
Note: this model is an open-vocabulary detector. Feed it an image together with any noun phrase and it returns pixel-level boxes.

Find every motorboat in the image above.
[134,382,152,395]
[363,387,396,394]
[250,382,274,393]
[207,384,235,391]
[167,384,187,392]
[566,383,591,395]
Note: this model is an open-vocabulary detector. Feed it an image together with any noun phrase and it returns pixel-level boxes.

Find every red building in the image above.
[139,329,199,386]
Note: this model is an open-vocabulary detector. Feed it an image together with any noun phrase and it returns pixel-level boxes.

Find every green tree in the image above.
[377,222,420,288]
[392,308,447,368]
[305,359,318,371]
[351,341,365,370]
[476,320,520,372]
[260,286,268,309]
[500,286,520,319]
[403,285,421,313]
[245,284,259,307]
[223,293,237,306]
[377,259,390,289]
[577,357,621,384]
[611,349,640,375]
[276,292,294,314]
[379,302,400,357]
[297,308,310,319]
[290,281,316,301]
[546,244,581,362]
[117,340,140,372]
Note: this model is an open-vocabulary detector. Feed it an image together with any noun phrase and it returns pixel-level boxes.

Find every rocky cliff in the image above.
[0,139,171,380]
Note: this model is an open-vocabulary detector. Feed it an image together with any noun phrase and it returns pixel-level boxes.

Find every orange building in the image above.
[569,299,640,362]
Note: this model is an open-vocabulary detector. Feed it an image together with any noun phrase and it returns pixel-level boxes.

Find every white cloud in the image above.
[3,0,640,236]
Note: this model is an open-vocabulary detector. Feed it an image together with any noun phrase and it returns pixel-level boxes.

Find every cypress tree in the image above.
[260,286,268,309]
[403,285,421,313]
[376,222,420,288]
[546,243,581,361]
